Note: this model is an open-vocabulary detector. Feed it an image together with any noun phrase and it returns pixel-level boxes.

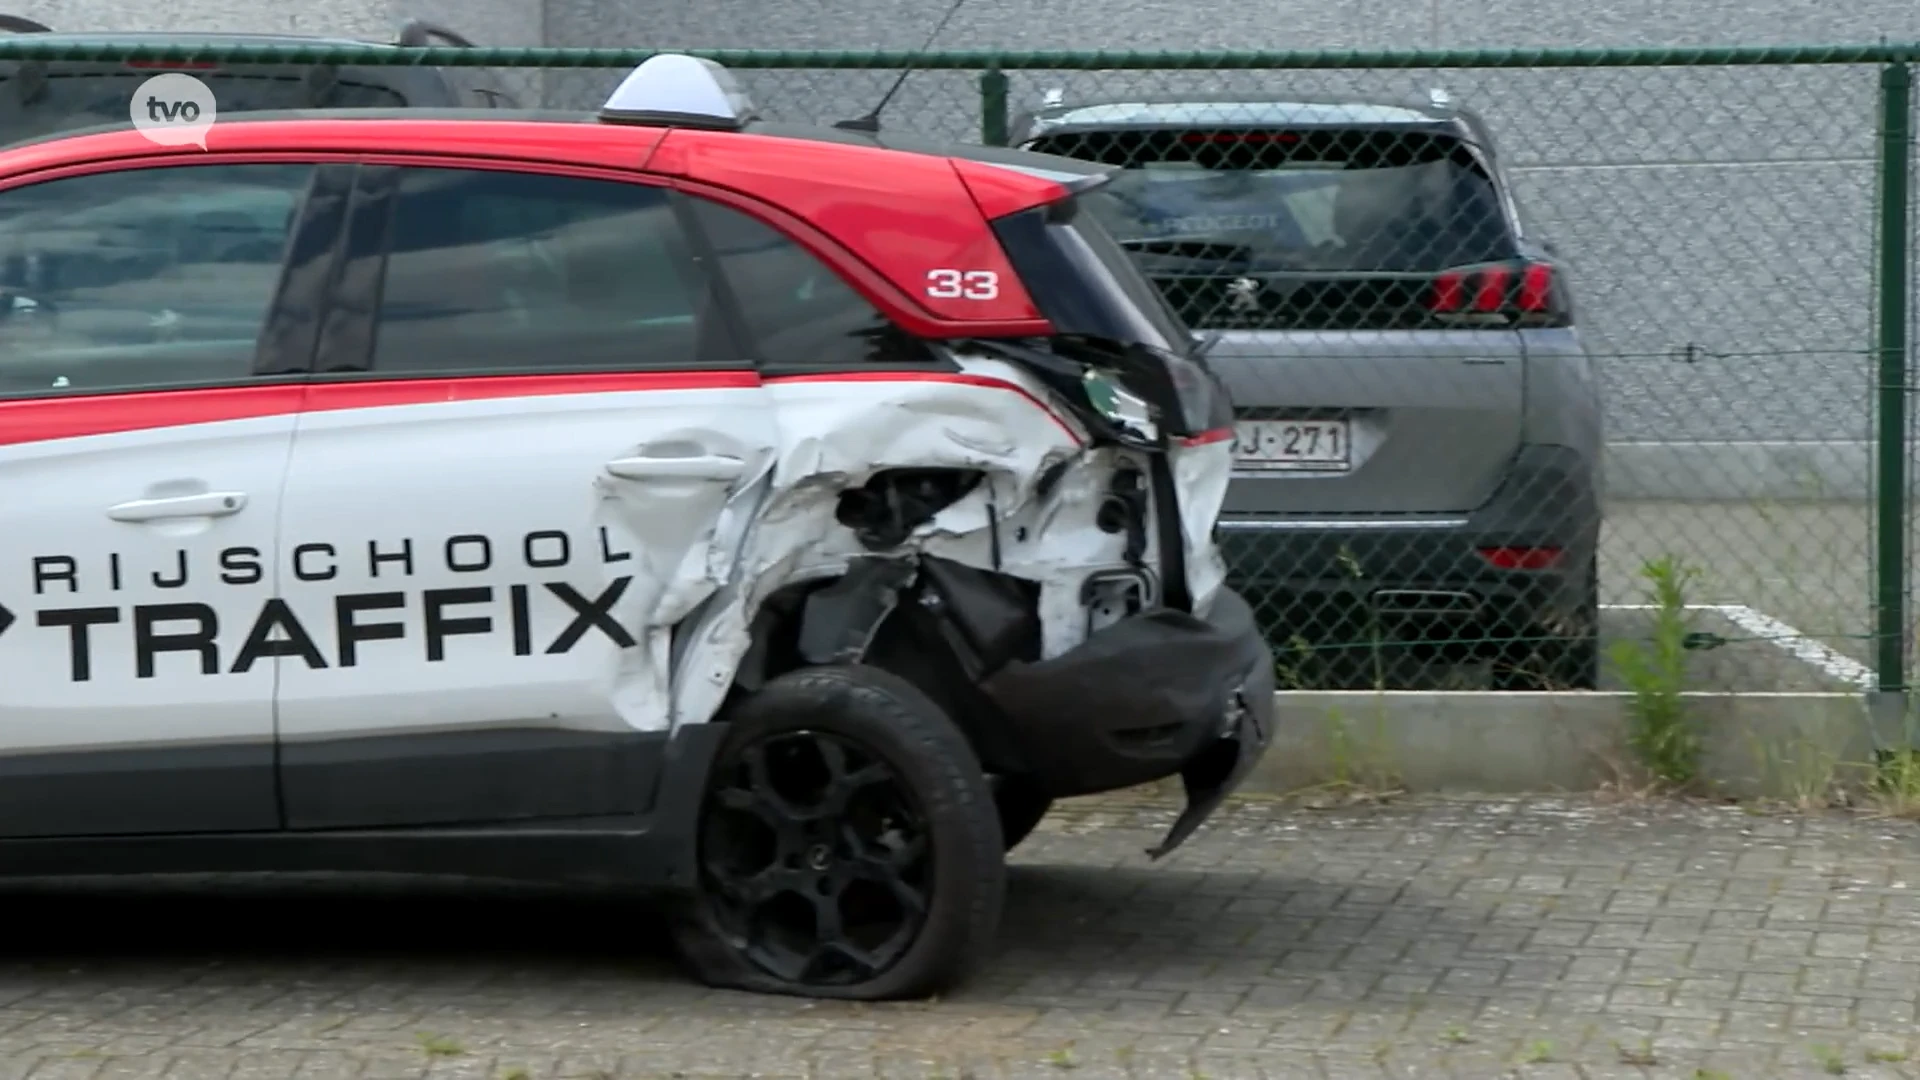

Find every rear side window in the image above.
[0,162,311,398]
[368,168,732,375]
[685,197,935,372]
[0,69,406,144]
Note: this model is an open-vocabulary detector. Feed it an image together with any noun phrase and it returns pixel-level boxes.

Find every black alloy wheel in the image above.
[702,728,930,984]
[675,664,1004,999]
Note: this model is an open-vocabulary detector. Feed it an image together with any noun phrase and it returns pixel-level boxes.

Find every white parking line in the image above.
[1602,603,1877,690]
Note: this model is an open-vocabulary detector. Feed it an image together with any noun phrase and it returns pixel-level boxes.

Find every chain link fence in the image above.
[554,49,1913,695]
[456,46,1919,696]
[0,39,1907,695]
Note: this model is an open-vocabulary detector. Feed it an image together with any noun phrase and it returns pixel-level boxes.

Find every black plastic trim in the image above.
[977,586,1273,800]
[601,108,742,131]
[279,727,669,830]
[255,162,356,376]
[668,188,761,371]
[1146,451,1193,613]
[0,722,730,889]
[0,371,313,404]
[993,205,1142,347]
[0,742,277,839]
[310,161,396,373]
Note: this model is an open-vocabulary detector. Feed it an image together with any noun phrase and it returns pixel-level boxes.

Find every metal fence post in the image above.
[1875,59,1911,695]
[979,66,1009,146]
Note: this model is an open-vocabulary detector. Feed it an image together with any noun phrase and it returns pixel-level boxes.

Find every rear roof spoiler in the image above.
[395,20,476,47]
[982,159,1114,195]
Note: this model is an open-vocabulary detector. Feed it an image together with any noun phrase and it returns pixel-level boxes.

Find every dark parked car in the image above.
[0,15,520,146]
[1014,91,1605,689]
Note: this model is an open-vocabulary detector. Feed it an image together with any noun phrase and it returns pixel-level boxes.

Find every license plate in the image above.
[1232,419,1351,471]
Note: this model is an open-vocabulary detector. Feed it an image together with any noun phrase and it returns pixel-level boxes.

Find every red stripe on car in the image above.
[0,370,1083,447]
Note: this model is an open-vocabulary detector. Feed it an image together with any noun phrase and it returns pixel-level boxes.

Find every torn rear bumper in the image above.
[979,587,1275,857]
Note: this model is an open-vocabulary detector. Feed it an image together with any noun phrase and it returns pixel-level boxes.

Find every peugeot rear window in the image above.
[0,70,407,143]
[1025,128,1516,274]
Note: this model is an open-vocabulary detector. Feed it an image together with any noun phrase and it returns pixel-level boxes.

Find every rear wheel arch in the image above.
[728,558,1043,780]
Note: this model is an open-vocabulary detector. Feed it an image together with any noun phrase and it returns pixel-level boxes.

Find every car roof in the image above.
[0,107,1118,180]
[740,119,1113,180]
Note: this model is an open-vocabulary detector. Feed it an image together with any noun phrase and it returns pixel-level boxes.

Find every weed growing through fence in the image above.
[1271,547,1392,689]
[1869,747,1920,817]
[1275,633,1317,690]
[1334,545,1390,690]
[1609,556,1701,786]
[1747,729,1849,809]
[1293,704,1405,806]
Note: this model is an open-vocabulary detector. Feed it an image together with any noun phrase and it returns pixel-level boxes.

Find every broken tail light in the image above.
[1430,259,1570,328]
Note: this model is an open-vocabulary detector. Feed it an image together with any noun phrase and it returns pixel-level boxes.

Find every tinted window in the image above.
[0,70,406,144]
[0,162,310,399]
[687,198,931,371]
[371,169,727,374]
[1031,129,1515,273]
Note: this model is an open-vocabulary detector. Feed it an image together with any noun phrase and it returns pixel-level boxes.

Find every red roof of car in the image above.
[0,113,1085,337]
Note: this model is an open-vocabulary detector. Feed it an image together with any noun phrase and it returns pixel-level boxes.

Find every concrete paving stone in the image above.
[0,794,1914,1078]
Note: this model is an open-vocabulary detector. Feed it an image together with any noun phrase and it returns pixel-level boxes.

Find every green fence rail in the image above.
[0,39,1914,697]
[0,40,1917,65]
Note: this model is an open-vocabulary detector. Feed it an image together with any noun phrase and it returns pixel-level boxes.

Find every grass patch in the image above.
[1810,1042,1847,1074]
[415,1033,463,1057]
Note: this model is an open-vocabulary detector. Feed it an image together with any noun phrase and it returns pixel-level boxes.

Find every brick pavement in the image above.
[0,793,1916,1079]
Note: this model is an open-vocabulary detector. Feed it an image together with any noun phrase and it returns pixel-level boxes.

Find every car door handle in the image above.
[106,491,247,522]
[604,454,746,482]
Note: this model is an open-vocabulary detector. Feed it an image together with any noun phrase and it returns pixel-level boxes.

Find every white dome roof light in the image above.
[600,53,757,131]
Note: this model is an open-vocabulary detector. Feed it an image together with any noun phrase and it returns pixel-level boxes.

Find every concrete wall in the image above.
[1247,691,1888,799]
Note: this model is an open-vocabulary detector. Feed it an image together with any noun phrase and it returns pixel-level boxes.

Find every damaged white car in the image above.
[0,55,1275,999]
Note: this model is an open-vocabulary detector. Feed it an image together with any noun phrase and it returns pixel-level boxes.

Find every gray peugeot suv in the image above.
[1014,92,1604,689]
